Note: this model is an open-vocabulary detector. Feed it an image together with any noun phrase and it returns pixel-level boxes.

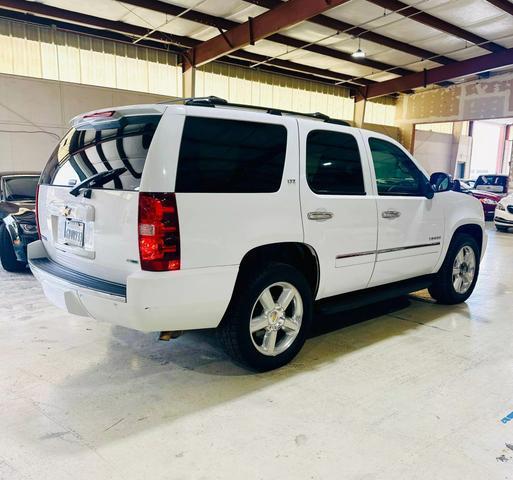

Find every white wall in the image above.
[413,130,454,174]
[0,73,168,172]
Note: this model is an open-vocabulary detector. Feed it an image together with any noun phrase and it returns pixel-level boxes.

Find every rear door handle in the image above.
[382,210,401,219]
[308,210,334,221]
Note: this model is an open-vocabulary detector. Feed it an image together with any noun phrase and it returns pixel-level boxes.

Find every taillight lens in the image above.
[83,110,115,119]
[35,184,41,239]
[138,193,180,271]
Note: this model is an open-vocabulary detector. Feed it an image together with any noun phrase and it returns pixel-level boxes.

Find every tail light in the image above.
[35,184,41,239]
[138,193,180,271]
[83,110,115,119]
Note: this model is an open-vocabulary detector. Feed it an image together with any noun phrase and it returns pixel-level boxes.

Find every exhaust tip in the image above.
[159,331,183,341]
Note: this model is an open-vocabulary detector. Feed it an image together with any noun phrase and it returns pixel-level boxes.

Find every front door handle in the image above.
[308,210,334,221]
[382,210,401,219]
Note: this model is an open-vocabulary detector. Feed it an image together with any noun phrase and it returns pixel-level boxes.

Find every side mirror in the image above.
[430,172,453,193]
[423,180,435,199]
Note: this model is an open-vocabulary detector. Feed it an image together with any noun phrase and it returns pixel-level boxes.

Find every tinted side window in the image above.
[306,130,365,195]
[369,138,425,196]
[175,117,287,193]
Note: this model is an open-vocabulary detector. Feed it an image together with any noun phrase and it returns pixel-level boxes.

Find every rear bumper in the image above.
[482,205,496,218]
[28,241,238,333]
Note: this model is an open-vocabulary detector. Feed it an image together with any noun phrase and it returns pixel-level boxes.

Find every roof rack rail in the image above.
[158,96,227,106]
[160,96,351,126]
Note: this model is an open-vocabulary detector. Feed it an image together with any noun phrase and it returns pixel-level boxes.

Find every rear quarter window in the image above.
[175,117,287,193]
[40,116,161,191]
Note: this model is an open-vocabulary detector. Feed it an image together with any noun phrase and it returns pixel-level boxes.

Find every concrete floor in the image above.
[1,225,512,480]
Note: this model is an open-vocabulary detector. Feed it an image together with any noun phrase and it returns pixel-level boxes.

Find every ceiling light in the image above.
[352,38,365,58]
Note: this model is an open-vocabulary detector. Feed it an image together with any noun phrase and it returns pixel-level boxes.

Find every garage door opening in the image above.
[413,119,513,185]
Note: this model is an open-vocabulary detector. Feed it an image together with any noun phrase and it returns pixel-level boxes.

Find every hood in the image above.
[0,201,35,219]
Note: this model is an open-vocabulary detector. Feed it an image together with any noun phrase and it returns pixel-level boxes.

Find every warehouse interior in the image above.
[1,0,513,478]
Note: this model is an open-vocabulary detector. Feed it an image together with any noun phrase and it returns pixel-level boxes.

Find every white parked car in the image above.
[29,97,486,371]
[494,195,513,232]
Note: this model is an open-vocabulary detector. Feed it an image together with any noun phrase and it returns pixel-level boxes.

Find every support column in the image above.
[505,125,513,190]
[182,64,196,98]
[450,121,464,176]
[353,96,366,129]
[397,122,416,153]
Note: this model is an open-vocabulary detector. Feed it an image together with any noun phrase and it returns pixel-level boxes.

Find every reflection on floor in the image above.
[0,224,512,479]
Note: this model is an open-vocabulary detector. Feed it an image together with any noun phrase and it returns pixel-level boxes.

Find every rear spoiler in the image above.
[71,105,165,130]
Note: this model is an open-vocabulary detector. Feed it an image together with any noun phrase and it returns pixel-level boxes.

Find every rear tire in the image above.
[428,233,480,305]
[218,262,312,371]
[0,224,26,273]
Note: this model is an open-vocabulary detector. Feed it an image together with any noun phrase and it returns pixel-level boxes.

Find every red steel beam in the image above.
[367,0,505,53]
[0,0,372,87]
[486,0,513,16]
[364,47,513,98]
[187,0,353,68]
[244,0,455,65]
[123,0,413,75]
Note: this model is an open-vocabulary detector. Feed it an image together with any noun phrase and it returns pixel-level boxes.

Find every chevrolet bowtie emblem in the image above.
[62,206,72,217]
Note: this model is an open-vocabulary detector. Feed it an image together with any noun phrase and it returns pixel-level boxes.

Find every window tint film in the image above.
[369,138,425,196]
[40,116,161,191]
[306,130,365,195]
[176,117,287,193]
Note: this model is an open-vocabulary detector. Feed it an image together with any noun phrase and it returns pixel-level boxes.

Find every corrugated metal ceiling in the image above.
[7,0,513,87]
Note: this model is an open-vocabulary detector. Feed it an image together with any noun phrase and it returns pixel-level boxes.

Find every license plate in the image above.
[64,220,85,247]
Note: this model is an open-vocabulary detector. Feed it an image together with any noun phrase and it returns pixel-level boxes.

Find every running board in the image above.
[316,275,434,316]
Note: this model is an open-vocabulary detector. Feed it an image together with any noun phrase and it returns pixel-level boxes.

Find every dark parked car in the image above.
[0,172,40,272]
[473,174,509,196]
[453,179,502,220]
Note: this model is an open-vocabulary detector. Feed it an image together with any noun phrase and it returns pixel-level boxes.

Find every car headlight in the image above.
[480,198,497,205]
[18,223,38,234]
[496,203,506,211]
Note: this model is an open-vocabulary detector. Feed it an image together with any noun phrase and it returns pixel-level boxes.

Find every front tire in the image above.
[428,233,480,305]
[496,225,509,232]
[218,262,312,371]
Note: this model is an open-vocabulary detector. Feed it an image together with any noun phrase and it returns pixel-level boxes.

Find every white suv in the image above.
[29,97,486,371]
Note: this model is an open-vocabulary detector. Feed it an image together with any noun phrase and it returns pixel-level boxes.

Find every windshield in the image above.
[3,176,39,201]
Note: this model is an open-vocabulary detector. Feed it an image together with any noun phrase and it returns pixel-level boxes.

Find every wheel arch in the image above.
[452,223,484,254]
[237,242,320,298]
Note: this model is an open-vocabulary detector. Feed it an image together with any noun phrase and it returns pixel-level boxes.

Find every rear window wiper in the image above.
[69,167,127,197]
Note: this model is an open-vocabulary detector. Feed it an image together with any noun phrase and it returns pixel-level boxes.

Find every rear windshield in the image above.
[3,176,39,201]
[475,175,507,186]
[40,116,161,191]
[474,175,508,193]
